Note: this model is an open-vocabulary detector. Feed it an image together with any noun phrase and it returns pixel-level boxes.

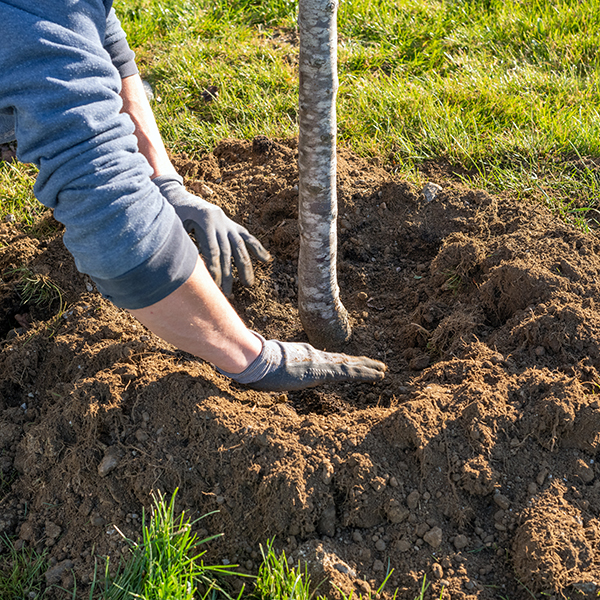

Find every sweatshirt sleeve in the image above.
[0,0,198,309]
[104,8,138,79]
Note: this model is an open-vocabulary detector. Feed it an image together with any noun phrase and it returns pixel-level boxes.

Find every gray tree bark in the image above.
[297,0,351,350]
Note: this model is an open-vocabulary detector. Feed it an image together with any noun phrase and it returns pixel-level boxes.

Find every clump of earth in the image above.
[2,137,600,599]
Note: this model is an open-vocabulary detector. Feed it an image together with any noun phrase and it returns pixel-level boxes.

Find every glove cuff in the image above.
[152,172,209,223]
[217,332,282,384]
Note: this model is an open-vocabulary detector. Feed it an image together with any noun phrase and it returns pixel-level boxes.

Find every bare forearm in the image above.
[120,73,175,178]
[129,257,262,373]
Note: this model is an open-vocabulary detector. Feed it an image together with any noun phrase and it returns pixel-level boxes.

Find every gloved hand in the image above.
[218,333,387,391]
[154,173,271,296]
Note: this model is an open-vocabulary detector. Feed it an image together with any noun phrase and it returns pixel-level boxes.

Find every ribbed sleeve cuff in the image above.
[105,37,138,79]
[91,215,198,309]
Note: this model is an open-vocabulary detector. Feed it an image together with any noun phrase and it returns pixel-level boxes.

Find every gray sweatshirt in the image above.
[0,0,198,308]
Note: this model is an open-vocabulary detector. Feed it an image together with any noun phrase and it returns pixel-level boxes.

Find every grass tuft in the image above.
[0,536,48,600]
[98,489,244,600]
[253,540,314,600]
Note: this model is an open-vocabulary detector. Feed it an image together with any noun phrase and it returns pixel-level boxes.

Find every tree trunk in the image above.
[297,0,350,350]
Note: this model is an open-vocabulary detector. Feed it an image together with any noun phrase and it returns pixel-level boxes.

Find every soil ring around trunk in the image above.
[2,137,600,599]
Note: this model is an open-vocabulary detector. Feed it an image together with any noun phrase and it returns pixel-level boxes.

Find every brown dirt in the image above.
[2,137,600,599]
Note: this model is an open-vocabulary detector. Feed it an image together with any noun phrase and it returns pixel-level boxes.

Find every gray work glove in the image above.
[218,333,387,391]
[154,173,271,296]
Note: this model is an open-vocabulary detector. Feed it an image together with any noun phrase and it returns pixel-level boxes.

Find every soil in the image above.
[2,137,600,600]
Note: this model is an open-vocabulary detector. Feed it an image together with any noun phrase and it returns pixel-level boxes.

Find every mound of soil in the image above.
[2,137,600,599]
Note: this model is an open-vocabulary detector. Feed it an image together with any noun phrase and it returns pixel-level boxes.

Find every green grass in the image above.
[0,490,399,600]
[0,537,48,600]
[96,490,243,600]
[0,161,42,226]
[107,0,600,225]
[4,0,600,222]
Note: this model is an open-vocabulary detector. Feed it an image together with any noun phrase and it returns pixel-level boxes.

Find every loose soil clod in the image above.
[2,137,600,599]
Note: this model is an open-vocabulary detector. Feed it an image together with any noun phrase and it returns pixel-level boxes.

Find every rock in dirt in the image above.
[493,492,511,510]
[45,521,61,540]
[422,182,442,203]
[574,458,595,483]
[423,526,443,548]
[406,490,420,510]
[432,563,444,579]
[385,498,409,524]
[98,447,121,477]
[19,521,35,541]
[45,559,73,585]
[453,534,468,550]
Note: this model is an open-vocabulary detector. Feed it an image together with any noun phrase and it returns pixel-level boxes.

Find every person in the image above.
[0,0,386,391]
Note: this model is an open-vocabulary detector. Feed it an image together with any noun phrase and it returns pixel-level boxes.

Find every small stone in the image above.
[493,493,511,510]
[537,467,549,486]
[135,429,148,442]
[385,499,409,524]
[527,482,538,495]
[373,559,384,572]
[432,563,443,579]
[91,516,106,527]
[45,521,61,540]
[357,580,371,594]
[19,522,35,541]
[574,459,595,483]
[322,460,334,485]
[422,182,442,203]
[454,534,468,550]
[407,490,420,510]
[409,355,430,371]
[423,526,443,548]
[199,183,214,197]
[45,560,73,585]
[353,531,363,543]
[534,346,545,356]
[389,477,399,487]
[375,539,386,551]
[334,562,356,577]
[396,539,411,552]
[98,449,120,477]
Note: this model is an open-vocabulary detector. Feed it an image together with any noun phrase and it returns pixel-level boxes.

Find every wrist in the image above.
[217,333,281,382]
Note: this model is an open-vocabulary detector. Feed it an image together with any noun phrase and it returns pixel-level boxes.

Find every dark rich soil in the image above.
[2,137,600,600]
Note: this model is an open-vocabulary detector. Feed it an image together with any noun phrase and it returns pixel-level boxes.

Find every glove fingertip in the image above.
[243,236,272,262]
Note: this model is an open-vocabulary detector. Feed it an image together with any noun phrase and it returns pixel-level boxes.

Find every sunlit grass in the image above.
[105,0,600,226]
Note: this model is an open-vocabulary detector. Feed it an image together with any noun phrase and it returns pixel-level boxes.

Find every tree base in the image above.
[300,306,352,351]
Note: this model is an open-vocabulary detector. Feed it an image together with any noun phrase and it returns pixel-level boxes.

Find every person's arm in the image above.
[131,256,387,389]
[119,72,271,296]
[130,256,262,374]
[119,73,175,178]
